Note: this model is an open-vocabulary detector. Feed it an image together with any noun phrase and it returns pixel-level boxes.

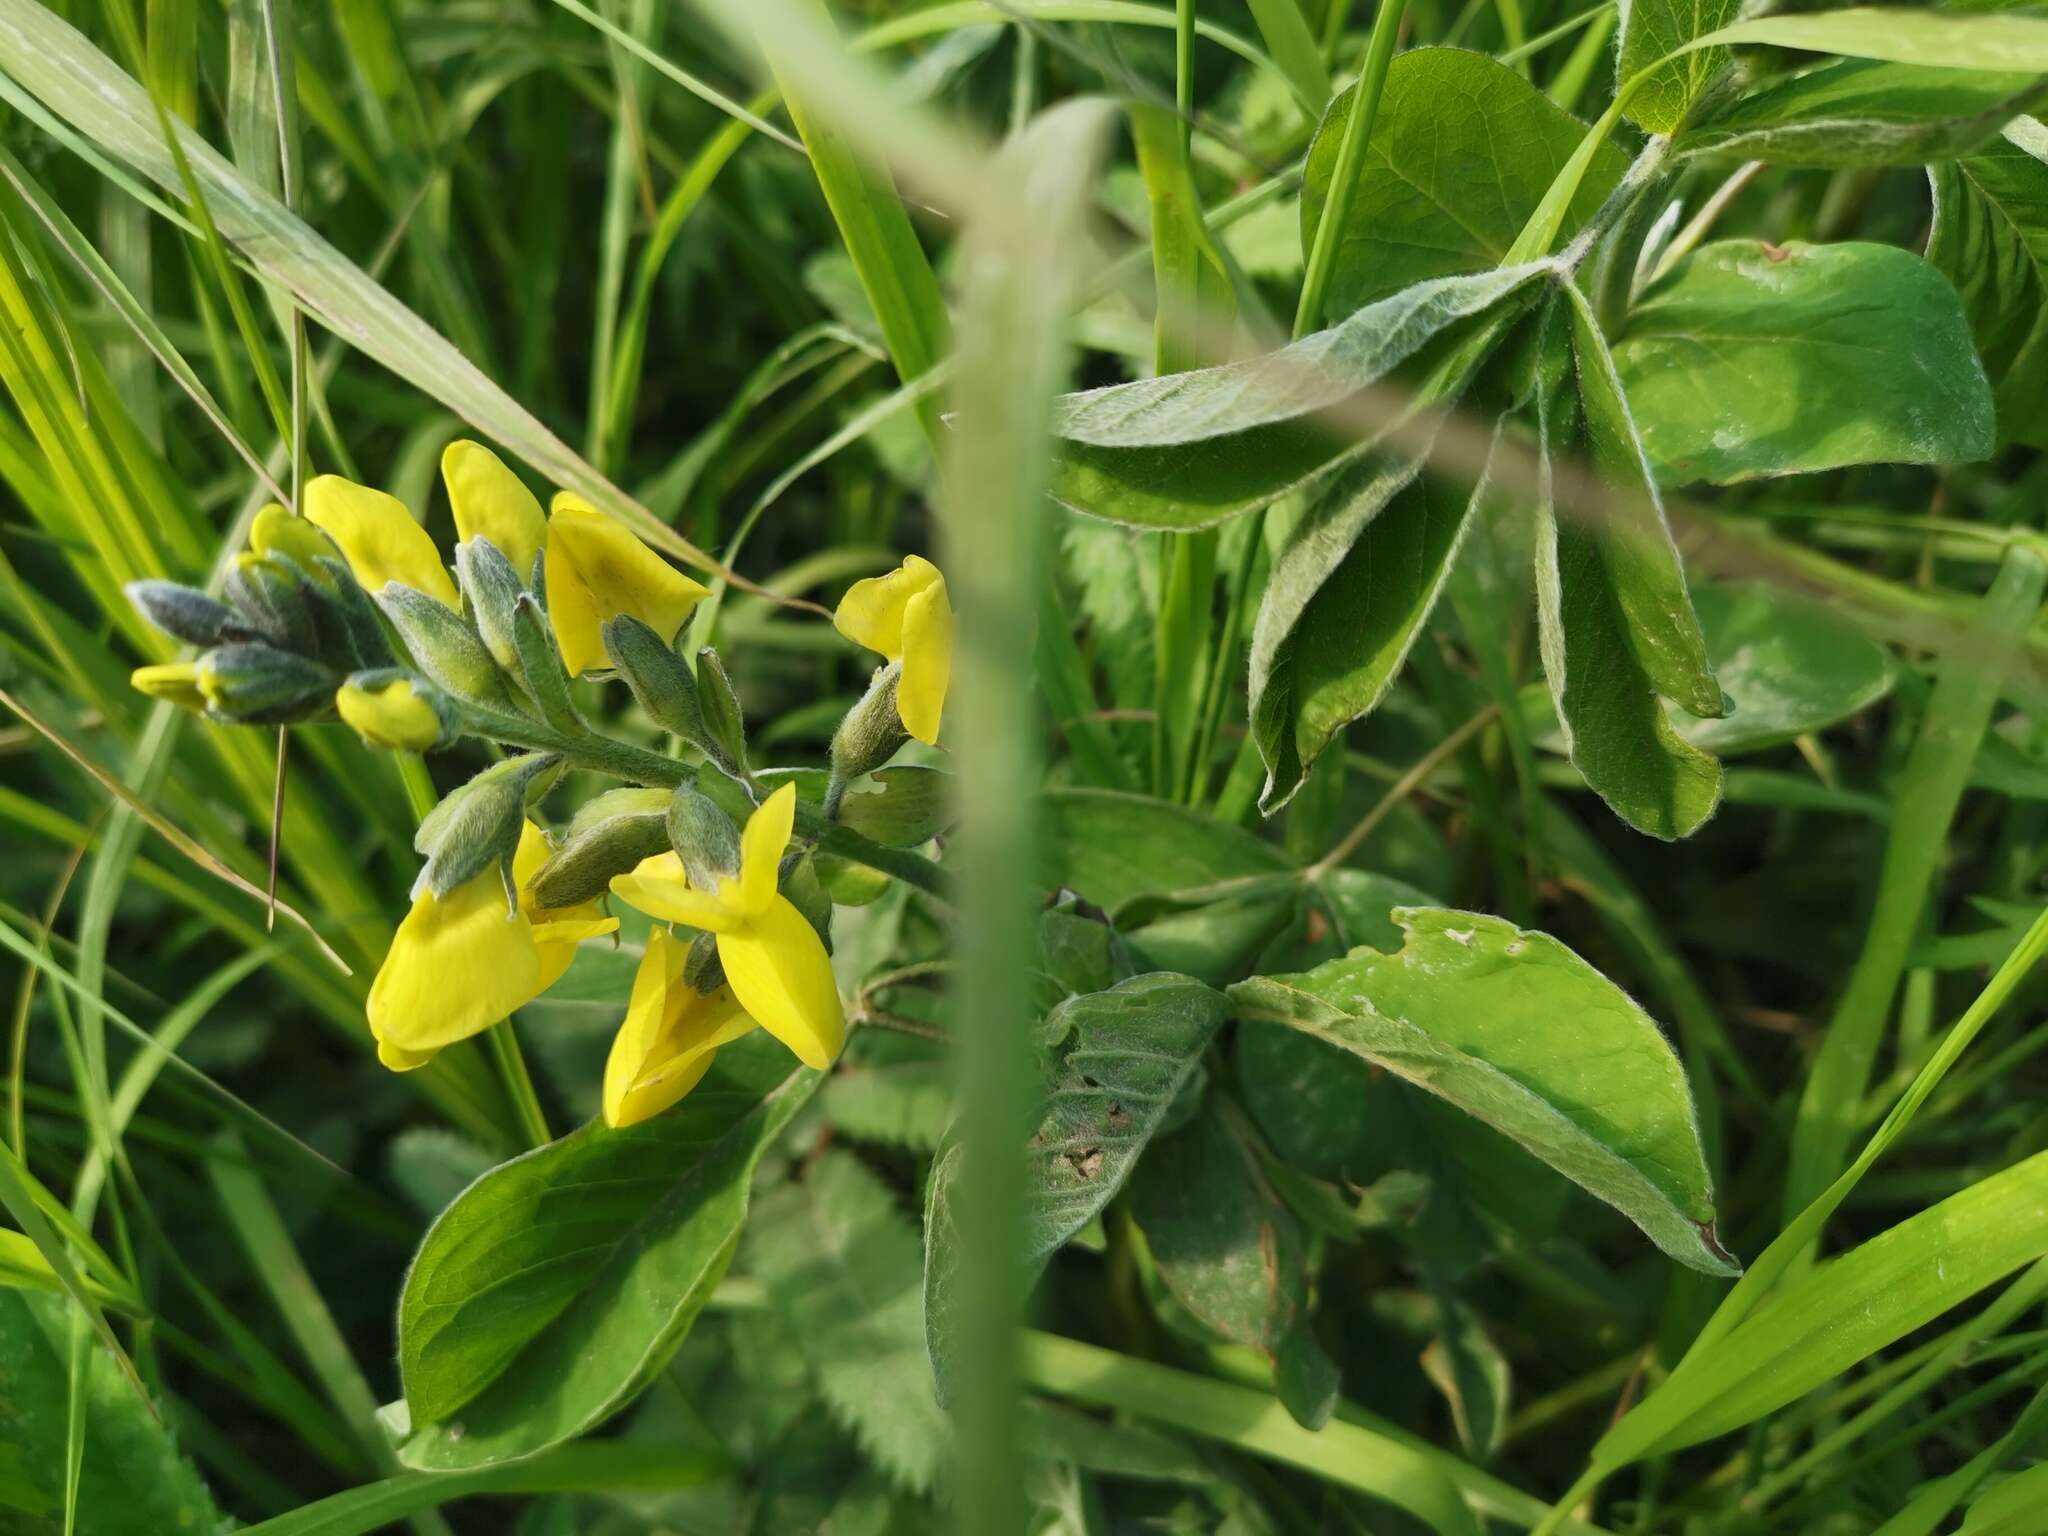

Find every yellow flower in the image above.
[304,475,459,608]
[833,554,952,745]
[603,927,760,1127]
[249,503,339,570]
[130,661,207,712]
[443,440,546,579]
[368,822,617,1071]
[336,676,442,751]
[545,493,710,678]
[610,782,844,1071]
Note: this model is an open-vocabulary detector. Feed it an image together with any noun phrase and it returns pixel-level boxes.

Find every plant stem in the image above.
[1293,0,1406,337]
[1304,703,1497,878]
[487,1022,551,1149]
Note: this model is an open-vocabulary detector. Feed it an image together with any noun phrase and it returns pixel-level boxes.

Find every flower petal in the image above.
[545,496,709,677]
[717,894,845,1071]
[610,868,736,933]
[444,440,546,580]
[305,475,458,607]
[737,782,797,920]
[832,554,939,660]
[249,503,339,570]
[376,1036,438,1072]
[367,871,542,1055]
[897,576,952,746]
[130,662,207,712]
[336,676,441,751]
[604,928,688,1126]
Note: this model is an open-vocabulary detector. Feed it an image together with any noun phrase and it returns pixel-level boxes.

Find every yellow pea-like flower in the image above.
[833,554,952,745]
[249,503,339,571]
[304,475,459,608]
[443,440,546,580]
[336,676,442,751]
[610,782,845,1071]
[129,661,208,712]
[369,822,617,1071]
[603,927,760,1128]
[544,494,711,678]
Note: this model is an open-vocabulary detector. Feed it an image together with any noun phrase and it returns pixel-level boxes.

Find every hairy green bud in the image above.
[666,783,741,894]
[413,752,558,903]
[527,786,673,907]
[375,584,507,705]
[125,580,238,648]
[195,642,335,724]
[695,647,750,781]
[827,661,908,814]
[601,614,706,745]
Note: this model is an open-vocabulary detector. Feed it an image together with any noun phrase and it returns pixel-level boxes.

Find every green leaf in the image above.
[1532,288,1724,840]
[1680,60,2048,167]
[1597,1145,2048,1467]
[0,1290,225,1535]
[749,1151,947,1495]
[1419,1293,1511,1464]
[1929,118,2048,448]
[1673,582,1896,753]
[1300,49,1629,316]
[396,1037,817,1469]
[1049,264,1548,529]
[1614,240,1996,484]
[1130,1103,1338,1430]
[1617,0,1745,134]
[1229,907,1737,1276]
[1040,788,1290,909]
[924,974,1229,1400]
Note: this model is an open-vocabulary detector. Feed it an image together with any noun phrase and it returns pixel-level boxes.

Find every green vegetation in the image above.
[2,1,2047,1532]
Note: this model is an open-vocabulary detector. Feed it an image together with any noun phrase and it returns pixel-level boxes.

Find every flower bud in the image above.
[413,752,559,902]
[455,536,526,672]
[224,554,318,655]
[527,787,673,908]
[666,784,741,895]
[695,647,750,781]
[601,614,706,746]
[335,671,455,752]
[828,662,909,806]
[125,580,237,648]
[129,661,209,712]
[194,643,335,724]
[683,927,725,993]
[375,583,507,705]
[302,557,394,672]
[511,594,580,735]
[781,851,834,948]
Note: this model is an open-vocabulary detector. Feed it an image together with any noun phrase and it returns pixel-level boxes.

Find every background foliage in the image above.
[2,0,2048,1533]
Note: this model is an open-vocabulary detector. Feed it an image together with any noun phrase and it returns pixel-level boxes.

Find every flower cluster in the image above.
[125,440,951,1130]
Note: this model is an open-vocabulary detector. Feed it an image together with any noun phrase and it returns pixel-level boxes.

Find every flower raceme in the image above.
[368,821,617,1071]
[833,555,952,745]
[610,783,846,1076]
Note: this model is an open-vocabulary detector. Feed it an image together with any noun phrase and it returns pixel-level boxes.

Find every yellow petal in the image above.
[366,870,542,1054]
[532,915,620,991]
[609,868,736,933]
[444,440,545,579]
[130,662,207,712]
[603,930,757,1127]
[376,1037,438,1072]
[737,782,797,920]
[832,554,941,661]
[336,676,441,751]
[544,495,710,677]
[249,503,339,571]
[717,894,845,1071]
[897,576,952,746]
[305,475,458,607]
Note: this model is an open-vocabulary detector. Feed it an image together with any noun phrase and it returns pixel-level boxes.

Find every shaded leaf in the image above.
[1131,1103,1338,1429]
[1929,117,2048,448]
[1680,59,2048,167]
